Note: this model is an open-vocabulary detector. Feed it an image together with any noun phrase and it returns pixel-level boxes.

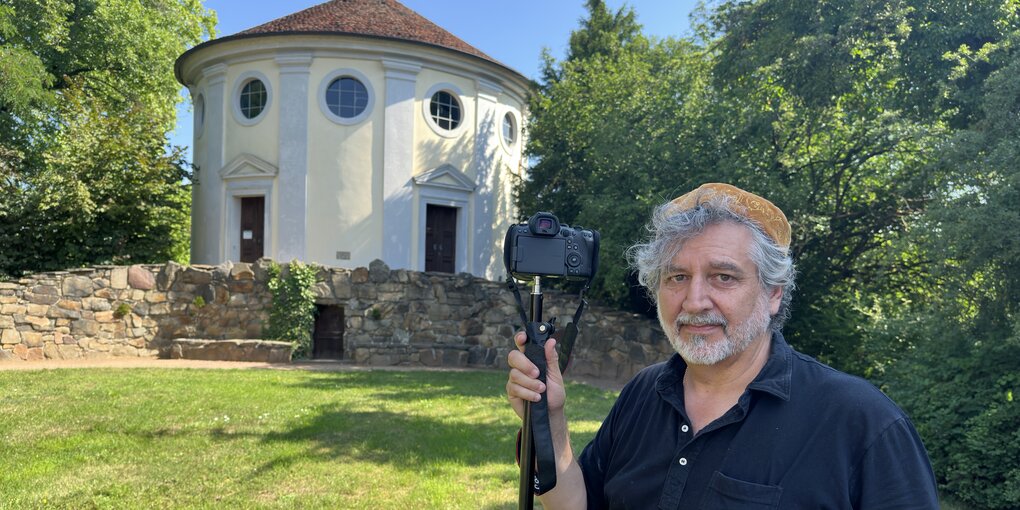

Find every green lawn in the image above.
[0,368,616,509]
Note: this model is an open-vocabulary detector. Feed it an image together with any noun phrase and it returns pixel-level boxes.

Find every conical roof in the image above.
[237,0,500,65]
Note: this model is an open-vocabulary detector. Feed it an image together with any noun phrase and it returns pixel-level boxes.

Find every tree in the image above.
[0,0,215,278]
[522,2,719,307]
[882,31,1020,509]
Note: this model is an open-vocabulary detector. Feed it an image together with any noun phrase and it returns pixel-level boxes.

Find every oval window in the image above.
[429,91,462,130]
[239,79,267,119]
[326,77,369,119]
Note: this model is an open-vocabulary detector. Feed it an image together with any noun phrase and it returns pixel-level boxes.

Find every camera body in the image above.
[504,212,600,281]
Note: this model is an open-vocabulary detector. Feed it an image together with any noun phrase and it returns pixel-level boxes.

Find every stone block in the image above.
[47,305,80,320]
[458,319,484,336]
[368,259,391,283]
[0,348,15,361]
[110,267,128,289]
[81,298,110,311]
[1,328,21,344]
[157,261,183,291]
[330,272,352,299]
[94,311,116,323]
[61,276,94,297]
[419,348,442,366]
[1,304,26,315]
[71,319,100,336]
[21,331,43,347]
[44,343,61,359]
[32,284,59,295]
[170,339,292,363]
[0,316,12,329]
[128,265,155,290]
[230,263,254,280]
[58,344,82,359]
[112,345,139,357]
[26,347,43,361]
[25,292,59,305]
[442,349,468,367]
[181,267,212,285]
[351,267,370,283]
[227,279,254,293]
[24,315,51,330]
[13,343,28,359]
[27,303,49,316]
[213,261,233,282]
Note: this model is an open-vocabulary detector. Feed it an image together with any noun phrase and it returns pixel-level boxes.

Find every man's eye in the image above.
[669,274,687,283]
[717,274,734,282]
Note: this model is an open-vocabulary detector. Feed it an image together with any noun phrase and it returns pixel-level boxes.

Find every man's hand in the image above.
[506,331,566,419]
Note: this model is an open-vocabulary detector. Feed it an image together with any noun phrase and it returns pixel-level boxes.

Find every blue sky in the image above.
[170,0,700,159]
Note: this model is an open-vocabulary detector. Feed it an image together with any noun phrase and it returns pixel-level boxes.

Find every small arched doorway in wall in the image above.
[312,305,345,359]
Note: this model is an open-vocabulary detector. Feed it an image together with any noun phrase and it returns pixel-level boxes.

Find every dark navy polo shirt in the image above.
[577,333,938,509]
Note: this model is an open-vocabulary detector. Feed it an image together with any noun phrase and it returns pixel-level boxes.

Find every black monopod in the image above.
[518,275,546,510]
[503,212,599,510]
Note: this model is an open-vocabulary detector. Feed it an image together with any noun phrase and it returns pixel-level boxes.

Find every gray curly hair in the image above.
[626,194,796,332]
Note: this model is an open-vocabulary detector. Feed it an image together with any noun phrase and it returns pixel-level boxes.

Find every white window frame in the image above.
[499,110,518,154]
[317,68,375,125]
[422,82,468,138]
[231,71,273,126]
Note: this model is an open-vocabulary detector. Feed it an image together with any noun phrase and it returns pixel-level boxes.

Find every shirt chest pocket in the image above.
[699,471,783,509]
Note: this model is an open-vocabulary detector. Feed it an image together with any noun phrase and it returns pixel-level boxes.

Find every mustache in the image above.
[674,313,728,328]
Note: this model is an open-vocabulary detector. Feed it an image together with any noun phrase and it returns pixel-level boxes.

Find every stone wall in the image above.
[0,259,673,383]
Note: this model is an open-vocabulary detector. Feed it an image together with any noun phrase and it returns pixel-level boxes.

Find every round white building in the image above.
[175,0,529,279]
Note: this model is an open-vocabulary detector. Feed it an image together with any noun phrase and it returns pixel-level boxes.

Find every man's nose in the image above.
[682,276,713,313]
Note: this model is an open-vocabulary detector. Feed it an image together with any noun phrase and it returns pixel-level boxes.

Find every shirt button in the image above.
[681,424,689,433]
[678,457,688,466]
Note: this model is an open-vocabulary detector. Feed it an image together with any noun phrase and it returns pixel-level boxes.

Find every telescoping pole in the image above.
[518,276,543,509]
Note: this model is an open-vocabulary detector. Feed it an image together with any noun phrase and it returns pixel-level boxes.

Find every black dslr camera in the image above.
[503,212,600,281]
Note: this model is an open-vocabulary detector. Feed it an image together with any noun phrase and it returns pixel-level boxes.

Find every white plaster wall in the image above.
[413,70,477,179]
[221,60,281,261]
[305,58,385,269]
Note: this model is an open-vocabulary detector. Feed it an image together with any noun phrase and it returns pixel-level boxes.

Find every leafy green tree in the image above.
[883,31,1020,509]
[0,0,215,278]
[522,2,719,306]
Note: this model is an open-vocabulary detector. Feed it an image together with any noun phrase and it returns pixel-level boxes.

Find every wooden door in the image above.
[240,196,264,263]
[312,305,345,359]
[425,205,457,273]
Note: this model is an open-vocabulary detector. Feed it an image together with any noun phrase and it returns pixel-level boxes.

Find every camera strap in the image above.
[506,276,592,495]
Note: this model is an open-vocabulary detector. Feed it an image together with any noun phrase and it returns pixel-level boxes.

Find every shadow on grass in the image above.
[286,369,509,400]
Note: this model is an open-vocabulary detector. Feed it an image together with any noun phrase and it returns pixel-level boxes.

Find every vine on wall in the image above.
[263,260,319,359]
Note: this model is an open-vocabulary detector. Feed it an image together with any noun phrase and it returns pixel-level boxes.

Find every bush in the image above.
[263,260,318,359]
[885,321,1020,509]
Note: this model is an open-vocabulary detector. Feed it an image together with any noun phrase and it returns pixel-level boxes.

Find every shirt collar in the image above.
[655,331,793,402]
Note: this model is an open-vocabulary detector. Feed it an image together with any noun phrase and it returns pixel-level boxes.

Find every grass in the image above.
[0,368,617,509]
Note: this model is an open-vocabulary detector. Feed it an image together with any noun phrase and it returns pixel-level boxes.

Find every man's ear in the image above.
[768,285,782,315]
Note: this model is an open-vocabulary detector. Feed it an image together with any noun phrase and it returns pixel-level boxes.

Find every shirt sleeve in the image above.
[577,395,617,509]
[577,373,644,510]
[852,416,940,509]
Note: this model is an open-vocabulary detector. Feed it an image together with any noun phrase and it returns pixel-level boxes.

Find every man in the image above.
[506,183,938,509]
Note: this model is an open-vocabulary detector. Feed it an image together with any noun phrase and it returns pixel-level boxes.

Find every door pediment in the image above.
[220,154,279,180]
[413,164,476,192]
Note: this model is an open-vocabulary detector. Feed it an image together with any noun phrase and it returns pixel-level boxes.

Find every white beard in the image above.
[659,292,772,365]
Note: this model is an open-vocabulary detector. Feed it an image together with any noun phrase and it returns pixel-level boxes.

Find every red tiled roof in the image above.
[237,0,500,66]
